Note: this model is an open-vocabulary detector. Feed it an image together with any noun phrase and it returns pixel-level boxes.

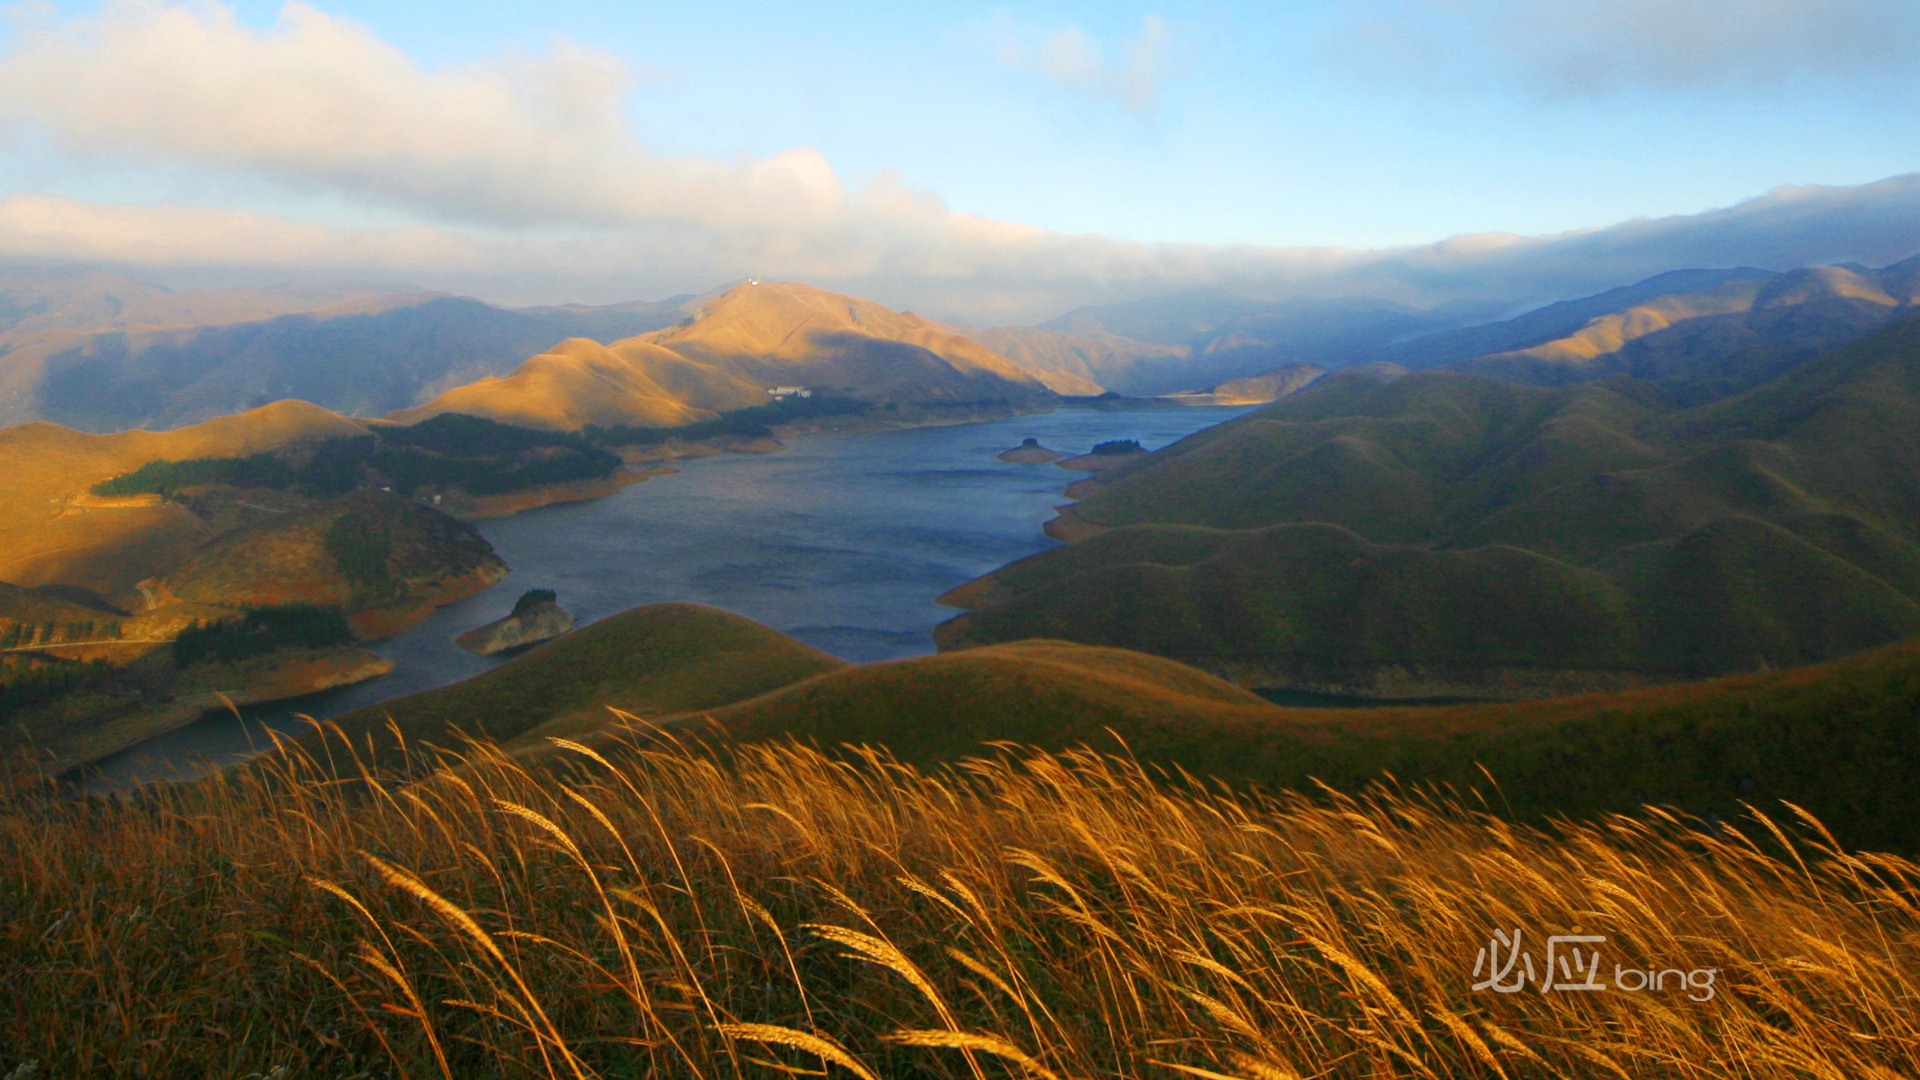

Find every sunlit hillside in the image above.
[0,400,371,592]
[5,730,1915,1078]
[387,281,1061,433]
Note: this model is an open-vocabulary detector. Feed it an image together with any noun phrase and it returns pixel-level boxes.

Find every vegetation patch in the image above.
[1089,438,1146,455]
[171,604,355,668]
[0,657,115,714]
[511,588,557,616]
[323,512,394,597]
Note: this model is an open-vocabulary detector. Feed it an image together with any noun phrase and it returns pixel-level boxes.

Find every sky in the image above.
[1,0,1919,322]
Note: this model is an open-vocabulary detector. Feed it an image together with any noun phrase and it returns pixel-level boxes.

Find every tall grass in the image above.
[3,722,1918,1078]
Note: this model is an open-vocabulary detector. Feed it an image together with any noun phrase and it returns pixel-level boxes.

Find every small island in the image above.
[456,588,576,656]
[997,437,1067,464]
[1057,439,1148,471]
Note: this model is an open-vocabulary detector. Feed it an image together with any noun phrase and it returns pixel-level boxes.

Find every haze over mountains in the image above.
[10,254,1920,438]
[0,269,696,430]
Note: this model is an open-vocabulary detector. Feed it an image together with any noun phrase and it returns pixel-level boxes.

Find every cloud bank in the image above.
[0,2,1917,323]
[1335,0,1920,97]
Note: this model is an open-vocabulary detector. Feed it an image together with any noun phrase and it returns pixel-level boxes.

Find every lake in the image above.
[82,402,1253,788]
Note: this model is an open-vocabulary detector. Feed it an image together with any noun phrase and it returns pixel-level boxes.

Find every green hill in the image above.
[940,315,1920,696]
[274,602,1920,854]
[152,489,506,637]
[310,603,846,763]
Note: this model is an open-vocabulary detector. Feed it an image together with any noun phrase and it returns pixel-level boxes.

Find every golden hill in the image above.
[392,281,1056,432]
[391,336,766,429]
[0,400,369,592]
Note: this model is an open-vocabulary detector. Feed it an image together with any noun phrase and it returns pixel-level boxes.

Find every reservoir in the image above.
[84,403,1252,787]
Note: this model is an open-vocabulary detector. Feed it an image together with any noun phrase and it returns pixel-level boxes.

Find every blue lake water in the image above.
[84,403,1252,787]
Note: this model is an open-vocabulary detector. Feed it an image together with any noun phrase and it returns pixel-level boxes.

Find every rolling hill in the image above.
[399,281,1056,431]
[276,601,1920,854]
[312,602,846,759]
[939,312,1920,697]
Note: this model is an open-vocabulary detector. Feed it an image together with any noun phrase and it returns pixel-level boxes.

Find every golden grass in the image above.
[4,723,1918,1078]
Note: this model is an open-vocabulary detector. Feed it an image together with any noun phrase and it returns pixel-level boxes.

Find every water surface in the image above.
[85,403,1252,787]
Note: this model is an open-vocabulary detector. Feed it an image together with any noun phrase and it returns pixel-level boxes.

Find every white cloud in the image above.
[995,15,1172,115]
[0,3,1917,322]
[0,0,856,232]
[8,173,1920,324]
[1334,0,1920,96]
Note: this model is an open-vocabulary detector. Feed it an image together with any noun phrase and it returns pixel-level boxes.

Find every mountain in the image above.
[0,278,696,431]
[0,266,389,339]
[389,336,766,429]
[1383,259,1920,404]
[938,313,1920,698]
[1021,290,1459,395]
[963,326,1177,395]
[400,281,1055,431]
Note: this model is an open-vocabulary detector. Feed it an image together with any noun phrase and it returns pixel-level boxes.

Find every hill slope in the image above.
[940,314,1920,696]
[398,281,1056,431]
[0,400,371,592]
[314,602,846,759]
[277,602,1920,854]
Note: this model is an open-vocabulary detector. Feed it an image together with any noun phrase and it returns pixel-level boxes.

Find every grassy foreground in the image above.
[6,727,1920,1078]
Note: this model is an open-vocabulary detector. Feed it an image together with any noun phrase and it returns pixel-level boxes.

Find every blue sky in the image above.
[1,0,1917,319]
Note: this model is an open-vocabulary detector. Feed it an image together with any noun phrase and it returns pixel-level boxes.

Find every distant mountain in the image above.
[403,281,1055,430]
[1384,258,1920,404]
[0,266,391,338]
[939,313,1920,698]
[1020,289,1458,395]
[964,326,1178,396]
[0,274,696,431]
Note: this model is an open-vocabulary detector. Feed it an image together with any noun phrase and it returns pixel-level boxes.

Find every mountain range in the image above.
[940,309,1920,697]
[0,269,696,430]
